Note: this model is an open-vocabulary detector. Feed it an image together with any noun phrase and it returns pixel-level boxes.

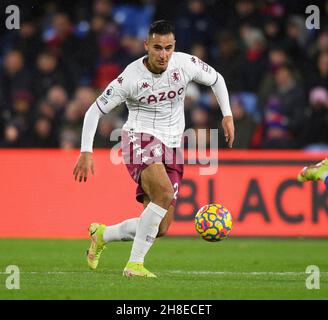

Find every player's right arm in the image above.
[73,74,131,182]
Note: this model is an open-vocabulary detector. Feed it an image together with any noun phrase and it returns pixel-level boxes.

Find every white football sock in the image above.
[128,202,167,263]
[103,218,139,242]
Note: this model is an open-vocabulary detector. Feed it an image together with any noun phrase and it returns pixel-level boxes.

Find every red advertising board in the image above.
[0,149,327,238]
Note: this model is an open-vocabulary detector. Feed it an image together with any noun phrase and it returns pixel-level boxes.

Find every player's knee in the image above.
[162,187,174,204]
[152,184,174,209]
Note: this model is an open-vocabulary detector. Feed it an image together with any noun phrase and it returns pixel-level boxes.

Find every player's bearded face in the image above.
[145,33,175,73]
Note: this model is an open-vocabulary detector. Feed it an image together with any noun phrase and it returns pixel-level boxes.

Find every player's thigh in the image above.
[140,163,174,198]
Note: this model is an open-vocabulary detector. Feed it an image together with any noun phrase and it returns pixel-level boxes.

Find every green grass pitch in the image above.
[0,237,327,300]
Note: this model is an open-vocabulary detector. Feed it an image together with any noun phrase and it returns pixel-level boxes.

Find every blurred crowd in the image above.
[0,0,328,150]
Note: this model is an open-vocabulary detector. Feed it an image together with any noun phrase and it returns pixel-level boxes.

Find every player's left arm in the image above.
[212,73,234,148]
[188,55,234,148]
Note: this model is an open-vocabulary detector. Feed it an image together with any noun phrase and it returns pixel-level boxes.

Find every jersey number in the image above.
[173,182,179,200]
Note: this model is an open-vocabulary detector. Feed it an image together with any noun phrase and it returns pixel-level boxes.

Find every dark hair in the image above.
[148,20,175,37]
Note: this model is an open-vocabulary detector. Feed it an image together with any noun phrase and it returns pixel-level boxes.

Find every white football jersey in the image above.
[95,52,219,147]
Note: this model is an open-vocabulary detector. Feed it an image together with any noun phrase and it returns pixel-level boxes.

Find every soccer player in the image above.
[297,159,328,191]
[73,20,234,277]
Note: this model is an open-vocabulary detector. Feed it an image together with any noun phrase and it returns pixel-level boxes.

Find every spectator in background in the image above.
[92,32,122,89]
[308,31,328,60]
[302,87,328,149]
[58,86,98,149]
[10,90,34,130]
[73,86,98,114]
[211,31,243,92]
[93,116,119,148]
[259,0,285,19]
[80,0,120,87]
[60,100,83,149]
[60,128,80,149]
[32,50,68,100]
[175,0,215,52]
[37,99,57,121]
[262,16,284,50]
[45,12,81,88]
[0,118,26,148]
[111,0,154,39]
[229,0,262,31]
[198,90,222,129]
[283,15,311,74]
[44,85,69,134]
[187,106,211,149]
[75,25,99,84]
[0,50,31,112]
[307,51,328,91]
[258,46,296,111]
[45,12,78,60]
[10,19,44,69]
[78,15,107,83]
[46,85,68,113]
[190,43,208,62]
[227,94,257,149]
[153,0,184,21]
[317,32,328,53]
[93,0,113,19]
[89,0,123,87]
[85,14,108,38]
[262,64,306,148]
[239,27,268,92]
[120,34,145,65]
[27,115,58,148]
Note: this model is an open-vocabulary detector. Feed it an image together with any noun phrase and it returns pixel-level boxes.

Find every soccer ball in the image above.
[194,203,232,242]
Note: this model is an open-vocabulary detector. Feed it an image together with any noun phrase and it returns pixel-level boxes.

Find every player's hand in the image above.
[73,152,94,182]
[221,115,235,148]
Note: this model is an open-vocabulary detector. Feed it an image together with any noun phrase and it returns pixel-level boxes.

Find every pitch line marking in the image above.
[0,271,327,276]
[168,270,328,276]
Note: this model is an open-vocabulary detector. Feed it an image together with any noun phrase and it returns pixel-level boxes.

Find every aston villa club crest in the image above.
[170,69,181,84]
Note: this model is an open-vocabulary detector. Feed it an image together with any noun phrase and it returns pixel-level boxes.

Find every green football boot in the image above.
[297,159,328,182]
[123,262,157,278]
[86,223,106,270]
